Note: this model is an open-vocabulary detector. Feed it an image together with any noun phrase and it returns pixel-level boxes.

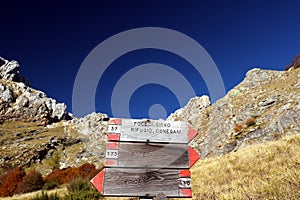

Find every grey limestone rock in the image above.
[0,57,69,124]
[168,68,300,158]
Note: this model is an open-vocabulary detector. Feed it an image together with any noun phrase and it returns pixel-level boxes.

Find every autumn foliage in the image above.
[44,163,99,185]
[0,167,25,197]
[0,163,99,197]
[234,123,243,132]
[15,170,44,194]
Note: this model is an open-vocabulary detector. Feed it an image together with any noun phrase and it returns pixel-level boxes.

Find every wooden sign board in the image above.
[105,142,200,168]
[108,118,198,143]
[91,168,192,198]
[91,118,200,198]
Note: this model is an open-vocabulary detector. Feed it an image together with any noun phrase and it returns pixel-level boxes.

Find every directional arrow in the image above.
[188,147,200,168]
[188,125,198,143]
[91,168,192,198]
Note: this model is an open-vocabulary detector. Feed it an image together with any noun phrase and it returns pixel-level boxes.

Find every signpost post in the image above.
[91,118,200,199]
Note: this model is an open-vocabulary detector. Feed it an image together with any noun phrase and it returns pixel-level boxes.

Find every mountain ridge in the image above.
[0,56,299,199]
[168,67,300,158]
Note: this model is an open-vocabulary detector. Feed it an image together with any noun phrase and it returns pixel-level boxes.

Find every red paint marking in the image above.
[107,133,120,141]
[109,118,122,125]
[106,142,119,149]
[188,125,198,142]
[105,159,117,166]
[91,169,105,195]
[179,170,191,177]
[180,188,192,197]
[188,147,200,168]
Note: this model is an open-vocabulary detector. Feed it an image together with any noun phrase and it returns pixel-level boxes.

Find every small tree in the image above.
[0,167,25,197]
[15,170,45,194]
[78,163,99,180]
[44,169,65,185]
[47,152,61,170]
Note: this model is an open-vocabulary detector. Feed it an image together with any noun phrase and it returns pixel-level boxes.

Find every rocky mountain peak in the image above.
[168,67,300,158]
[0,57,29,85]
[0,57,70,124]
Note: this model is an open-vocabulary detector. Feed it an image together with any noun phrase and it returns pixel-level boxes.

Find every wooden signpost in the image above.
[91,118,200,199]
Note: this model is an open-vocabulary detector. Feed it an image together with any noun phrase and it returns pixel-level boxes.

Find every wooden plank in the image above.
[108,118,198,143]
[105,142,189,168]
[91,168,192,198]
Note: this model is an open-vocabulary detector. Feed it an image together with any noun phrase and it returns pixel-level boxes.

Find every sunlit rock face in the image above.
[0,57,69,124]
[168,68,300,158]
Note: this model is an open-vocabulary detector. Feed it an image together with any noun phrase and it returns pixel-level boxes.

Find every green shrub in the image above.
[66,178,91,193]
[31,191,60,200]
[42,181,59,190]
[64,178,102,200]
[48,152,61,170]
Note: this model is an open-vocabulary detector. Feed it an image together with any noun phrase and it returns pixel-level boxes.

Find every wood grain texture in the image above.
[102,168,191,197]
[105,142,189,168]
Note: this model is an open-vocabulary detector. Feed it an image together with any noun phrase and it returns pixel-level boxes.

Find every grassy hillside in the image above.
[185,133,300,200]
[2,134,299,200]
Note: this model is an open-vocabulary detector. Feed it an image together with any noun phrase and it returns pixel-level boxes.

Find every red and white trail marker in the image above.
[91,118,200,198]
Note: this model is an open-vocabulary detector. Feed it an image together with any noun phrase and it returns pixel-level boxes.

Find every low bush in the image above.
[78,163,100,180]
[16,170,45,194]
[44,163,99,187]
[47,152,61,170]
[245,117,256,126]
[64,178,102,200]
[42,181,59,190]
[0,167,25,197]
[44,169,65,185]
[234,123,243,132]
[31,191,60,200]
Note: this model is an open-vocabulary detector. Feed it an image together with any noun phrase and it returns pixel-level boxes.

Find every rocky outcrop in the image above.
[0,57,29,85]
[167,95,210,129]
[65,112,109,160]
[0,120,104,175]
[168,68,300,158]
[0,57,70,124]
[0,57,108,174]
[0,112,110,175]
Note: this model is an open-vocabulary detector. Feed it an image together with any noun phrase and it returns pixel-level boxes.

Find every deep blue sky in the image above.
[1,0,300,119]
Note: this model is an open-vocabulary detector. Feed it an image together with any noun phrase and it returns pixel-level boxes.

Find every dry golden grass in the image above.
[0,187,68,200]
[183,133,300,200]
